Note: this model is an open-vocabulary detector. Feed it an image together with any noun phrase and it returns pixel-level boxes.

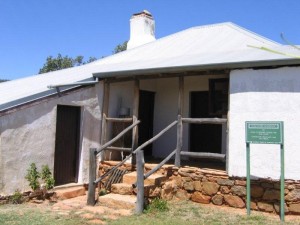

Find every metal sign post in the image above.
[245,121,284,222]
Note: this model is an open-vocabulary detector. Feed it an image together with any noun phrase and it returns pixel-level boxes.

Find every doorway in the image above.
[189,92,222,153]
[54,105,81,185]
[138,90,155,156]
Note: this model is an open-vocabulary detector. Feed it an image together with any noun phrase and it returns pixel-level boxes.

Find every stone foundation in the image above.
[100,161,300,215]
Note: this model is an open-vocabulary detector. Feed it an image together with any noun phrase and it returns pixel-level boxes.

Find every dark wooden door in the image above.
[54,105,81,185]
[138,90,155,156]
[190,92,222,153]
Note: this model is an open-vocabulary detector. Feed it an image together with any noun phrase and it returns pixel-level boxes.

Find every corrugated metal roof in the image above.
[1,22,299,111]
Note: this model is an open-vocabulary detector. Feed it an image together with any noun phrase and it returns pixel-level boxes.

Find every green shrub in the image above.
[25,163,40,191]
[145,198,168,213]
[99,189,107,196]
[9,189,23,204]
[41,165,55,190]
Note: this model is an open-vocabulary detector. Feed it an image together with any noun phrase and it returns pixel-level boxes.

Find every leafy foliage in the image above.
[112,41,128,54]
[0,79,8,83]
[9,189,24,204]
[41,165,55,190]
[25,163,55,191]
[38,54,97,74]
[145,198,168,213]
[25,163,40,191]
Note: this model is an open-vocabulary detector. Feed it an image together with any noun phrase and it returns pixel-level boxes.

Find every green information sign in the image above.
[246,121,283,144]
[245,121,284,222]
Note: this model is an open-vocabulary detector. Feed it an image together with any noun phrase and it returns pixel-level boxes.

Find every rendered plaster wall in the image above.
[229,67,300,180]
[0,83,102,195]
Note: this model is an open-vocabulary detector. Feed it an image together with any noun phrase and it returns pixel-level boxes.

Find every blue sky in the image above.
[1,1,300,80]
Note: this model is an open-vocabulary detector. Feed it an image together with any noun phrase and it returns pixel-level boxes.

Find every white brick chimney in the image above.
[127,10,156,50]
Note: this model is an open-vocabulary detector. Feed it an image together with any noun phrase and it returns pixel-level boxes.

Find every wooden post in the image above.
[131,79,140,166]
[100,80,110,161]
[175,76,184,167]
[136,150,144,214]
[87,148,97,206]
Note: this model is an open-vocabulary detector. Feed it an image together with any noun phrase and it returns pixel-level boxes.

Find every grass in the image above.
[0,204,90,225]
[0,200,300,225]
[110,201,299,225]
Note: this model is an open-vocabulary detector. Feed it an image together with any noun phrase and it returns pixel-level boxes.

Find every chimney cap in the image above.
[132,10,153,18]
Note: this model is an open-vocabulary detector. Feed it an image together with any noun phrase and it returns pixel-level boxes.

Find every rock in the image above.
[262,189,280,201]
[251,185,264,198]
[163,181,174,191]
[161,189,173,200]
[235,180,246,186]
[220,186,230,194]
[274,203,289,214]
[111,183,133,195]
[257,202,274,212]
[251,201,258,210]
[212,195,223,205]
[208,177,217,182]
[261,182,273,189]
[182,177,192,182]
[198,169,227,176]
[149,187,161,198]
[287,185,295,190]
[178,171,192,178]
[191,174,203,181]
[174,189,191,200]
[194,181,201,191]
[31,199,44,204]
[202,182,220,195]
[285,189,300,201]
[224,195,245,208]
[183,181,194,191]
[231,186,246,197]
[217,179,234,186]
[171,176,183,188]
[289,203,300,214]
[179,167,198,173]
[191,192,211,204]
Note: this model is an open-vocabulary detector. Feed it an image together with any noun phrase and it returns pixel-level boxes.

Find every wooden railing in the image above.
[87,117,228,212]
[87,120,140,205]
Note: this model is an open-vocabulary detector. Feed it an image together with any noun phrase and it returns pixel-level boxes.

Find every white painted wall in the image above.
[0,84,102,195]
[229,67,300,180]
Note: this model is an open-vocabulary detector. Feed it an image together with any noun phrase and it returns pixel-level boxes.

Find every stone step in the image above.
[123,171,166,186]
[54,186,86,200]
[111,183,157,197]
[97,193,136,210]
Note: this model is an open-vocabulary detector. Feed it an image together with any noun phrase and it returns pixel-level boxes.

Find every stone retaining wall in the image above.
[99,162,300,215]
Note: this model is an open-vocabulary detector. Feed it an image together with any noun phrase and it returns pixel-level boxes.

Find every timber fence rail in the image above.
[87,120,140,205]
[88,117,228,210]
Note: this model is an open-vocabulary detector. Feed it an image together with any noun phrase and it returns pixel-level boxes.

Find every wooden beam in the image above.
[175,76,184,167]
[87,148,97,206]
[106,117,133,123]
[100,81,110,161]
[106,146,132,152]
[134,120,178,153]
[105,69,229,83]
[131,79,140,165]
[136,150,145,214]
[144,149,177,180]
[180,151,226,161]
[97,120,140,154]
[182,118,227,124]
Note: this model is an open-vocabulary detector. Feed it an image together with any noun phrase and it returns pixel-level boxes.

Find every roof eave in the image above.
[93,58,300,79]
